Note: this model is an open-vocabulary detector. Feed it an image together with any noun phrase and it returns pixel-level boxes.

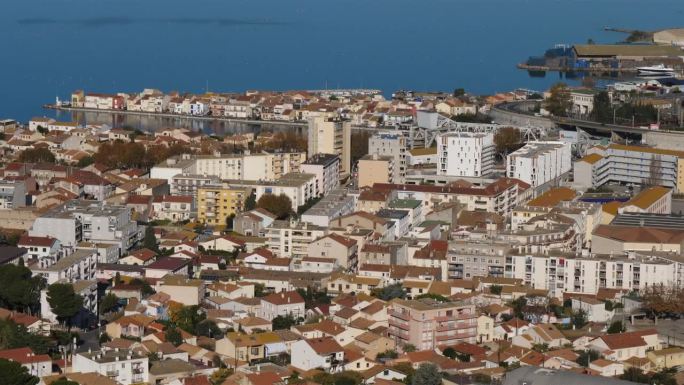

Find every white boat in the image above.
[637,64,675,76]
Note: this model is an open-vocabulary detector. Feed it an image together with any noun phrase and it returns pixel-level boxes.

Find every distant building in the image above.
[437,132,494,177]
[301,153,341,196]
[73,349,149,385]
[358,154,395,188]
[308,116,351,178]
[196,185,250,226]
[369,132,407,183]
[506,141,572,187]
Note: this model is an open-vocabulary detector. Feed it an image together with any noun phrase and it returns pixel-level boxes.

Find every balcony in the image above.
[388,309,410,321]
[389,328,409,340]
[389,318,410,330]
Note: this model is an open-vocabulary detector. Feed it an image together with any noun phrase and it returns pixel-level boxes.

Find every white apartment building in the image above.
[506,141,572,187]
[29,201,141,255]
[437,132,495,177]
[505,252,678,297]
[301,154,341,196]
[308,116,351,177]
[369,132,407,183]
[265,219,327,258]
[73,349,149,385]
[574,144,684,193]
[301,188,356,227]
[31,247,98,285]
[224,173,318,211]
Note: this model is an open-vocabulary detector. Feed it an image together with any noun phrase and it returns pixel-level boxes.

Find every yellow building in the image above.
[197,184,251,226]
[358,154,394,188]
[648,347,684,369]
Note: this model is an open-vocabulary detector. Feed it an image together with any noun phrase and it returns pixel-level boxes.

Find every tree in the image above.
[170,305,205,333]
[641,285,684,319]
[196,319,221,338]
[129,278,155,296]
[77,155,94,168]
[571,309,587,329]
[226,213,236,230]
[415,293,449,303]
[412,363,440,385]
[489,285,503,296]
[256,194,293,220]
[0,318,50,354]
[350,131,371,165]
[591,91,612,123]
[143,226,159,252]
[211,368,233,385]
[403,344,416,353]
[46,283,83,329]
[19,147,55,163]
[0,358,39,385]
[453,88,466,97]
[493,127,521,159]
[245,192,257,211]
[372,283,405,301]
[165,326,183,346]
[100,293,119,315]
[0,264,45,314]
[532,343,549,353]
[442,347,457,359]
[607,321,625,334]
[576,349,600,367]
[376,350,398,360]
[272,314,297,330]
[545,82,572,117]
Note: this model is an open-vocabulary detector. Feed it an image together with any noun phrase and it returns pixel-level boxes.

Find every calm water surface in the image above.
[2,0,684,124]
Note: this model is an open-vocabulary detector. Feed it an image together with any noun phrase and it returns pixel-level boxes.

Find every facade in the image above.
[29,200,141,255]
[291,337,345,373]
[506,141,572,187]
[197,185,250,226]
[387,299,478,351]
[574,144,684,193]
[73,349,149,385]
[369,132,407,184]
[308,116,352,177]
[265,219,327,258]
[358,154,395,188]
[222,173,318,211]
[0,180,27,209]
[447,240,510,279]
[31,248,98,285]
[301,188,356,227]
[437,132,495,177]
[259,291,306,321]
[234,208,277,237]
[151,195,194,222]
[301,154,341,196]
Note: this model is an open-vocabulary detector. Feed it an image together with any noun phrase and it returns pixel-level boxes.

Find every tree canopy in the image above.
[0,358,39,385]
[46,283,83,328]
[493,127,521,158]
[272,314,297,330]
[0,264,45,314]
[412,363,441,385]
[256,194,293,220]
[372,283,406,301]
[19,147,55,163]
[545,82,572,117]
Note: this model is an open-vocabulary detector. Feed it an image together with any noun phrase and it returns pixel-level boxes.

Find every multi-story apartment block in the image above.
[197,185,250,226]
[358,154,395,188]
[574,144,684,193]
[73,349,148,385]
[369,132,407,183]
[388,299,478,351]
[151,195,194,222]
[447,240,511,279]
[301,188,356,227]
[308,116,351,177]
[31,247,98,285]
[170,174,220,200]
[223,173,318,211]
[301,154,341,196]
[29,201,141,255]
[437,132,495,177]
[505,252,679,297]
[506,141,572,187]
[0,180,26,209]
[265,219,327,258]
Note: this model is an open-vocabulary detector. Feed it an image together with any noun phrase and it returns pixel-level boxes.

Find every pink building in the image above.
[388,298,477,351]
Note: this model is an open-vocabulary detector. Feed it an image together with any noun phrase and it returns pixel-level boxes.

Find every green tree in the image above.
[211,368,233,385]
[165,326,183,346]
[376,350,398,360]
[372,283,405,301]
[129,278,155,296]
[196,319,221,338]
[76,156,94,168]
[18,147,55,163]
[571,309,588,329]
[99,293,119,315]
[442,347,457,359]
[142,226,159,252]
[489,285,503,296]
[256,194,293,219]
[545,82,572,117]
[36,126,49,135]
[412,363,440,385]
[0,358,39,385]
[0,318,50,354]
[453,88,466,97]
[415,293,449,303]
[46,283,83,329]
[272,314,297,330]
[245,192,257,211]
[607,321,626,334]
[171,305,206,333]
[0,264,45,314]
[403,344,416,353]
[591,91,612,123]
[576,349,600,367]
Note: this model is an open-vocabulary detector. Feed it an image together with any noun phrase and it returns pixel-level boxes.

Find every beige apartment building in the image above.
[197,185,250,226]
[358,154,395,188]
[308,116,351,177]
[388,298,478,351]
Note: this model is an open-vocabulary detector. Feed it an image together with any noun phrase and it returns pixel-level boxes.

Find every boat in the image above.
[637,64,675,76]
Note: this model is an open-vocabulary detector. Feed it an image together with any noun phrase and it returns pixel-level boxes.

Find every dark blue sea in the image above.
[2,0,684,125]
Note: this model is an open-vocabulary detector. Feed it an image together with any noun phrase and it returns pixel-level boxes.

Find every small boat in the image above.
[637,64,675,76]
